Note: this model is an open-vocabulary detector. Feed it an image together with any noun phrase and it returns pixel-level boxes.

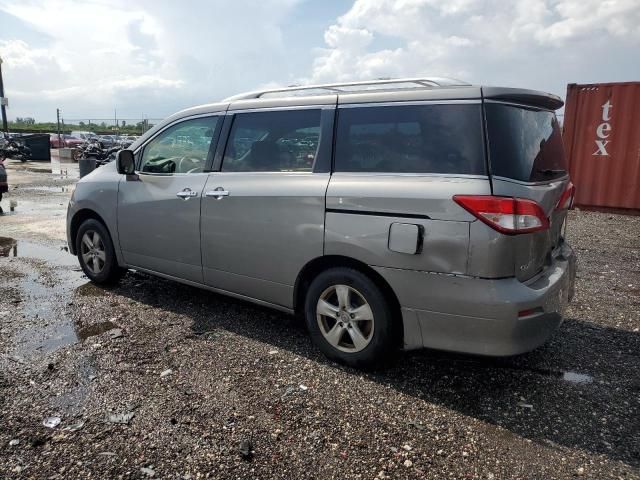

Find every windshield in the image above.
[485,103,567,182]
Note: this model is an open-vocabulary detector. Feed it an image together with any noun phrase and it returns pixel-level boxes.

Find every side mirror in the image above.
[116,149,135,175]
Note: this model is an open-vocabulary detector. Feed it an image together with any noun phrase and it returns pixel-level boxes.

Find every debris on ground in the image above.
[239,440,253,460]
[42,416,61,428]
[63,420,85,431]
[140,466,156,477]
[0,167,638,480]
[106,412,135,424]
[107,328,123,339]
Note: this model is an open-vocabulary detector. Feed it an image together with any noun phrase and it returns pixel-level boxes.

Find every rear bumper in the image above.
[375,242,577,356]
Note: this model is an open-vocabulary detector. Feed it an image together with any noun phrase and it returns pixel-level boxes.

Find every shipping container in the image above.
[563,81,640,211]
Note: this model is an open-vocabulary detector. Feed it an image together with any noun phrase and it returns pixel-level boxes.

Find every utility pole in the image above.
[56,108,61,148]
[0,56,8,133]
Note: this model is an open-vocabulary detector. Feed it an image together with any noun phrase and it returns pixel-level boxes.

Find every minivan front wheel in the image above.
[304,267,396,368]
[76,219,125,284]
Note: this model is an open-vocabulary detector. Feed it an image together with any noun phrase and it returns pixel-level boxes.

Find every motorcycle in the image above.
[75,139,123,166]
[0,136,32,162]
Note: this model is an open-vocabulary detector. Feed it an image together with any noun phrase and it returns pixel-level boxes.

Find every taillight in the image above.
[453,195,550,235]
[556,181,575,210]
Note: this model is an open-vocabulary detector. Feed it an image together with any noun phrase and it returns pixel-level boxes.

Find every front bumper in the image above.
[66,199,77,255]
[376,242,577,355]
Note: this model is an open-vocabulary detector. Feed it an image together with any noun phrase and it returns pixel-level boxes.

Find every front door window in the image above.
[140,116,220,174]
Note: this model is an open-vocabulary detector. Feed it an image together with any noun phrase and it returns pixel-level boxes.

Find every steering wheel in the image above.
[177,156,202,174]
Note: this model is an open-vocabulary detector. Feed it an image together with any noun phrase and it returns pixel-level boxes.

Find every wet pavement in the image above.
[0,159,639,479]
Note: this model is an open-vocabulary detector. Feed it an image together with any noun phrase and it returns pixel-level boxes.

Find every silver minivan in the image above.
[66,78,577,368]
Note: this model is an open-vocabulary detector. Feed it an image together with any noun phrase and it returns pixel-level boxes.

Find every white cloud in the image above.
[1,0,638,121]
[0,0,302,120]
[308,0,640,98]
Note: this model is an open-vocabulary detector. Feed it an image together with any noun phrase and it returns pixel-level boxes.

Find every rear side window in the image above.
[334,104,485,174]
[222,109,321,172]
[485,103,567,182]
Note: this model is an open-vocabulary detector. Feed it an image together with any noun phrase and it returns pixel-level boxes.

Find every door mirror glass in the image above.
[117,149,136,175]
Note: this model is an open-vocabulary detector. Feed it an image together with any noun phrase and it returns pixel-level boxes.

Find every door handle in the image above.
[205,187,230,199]
[176,188,198,200]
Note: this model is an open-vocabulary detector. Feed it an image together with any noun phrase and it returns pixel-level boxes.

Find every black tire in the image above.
[304,267,397,369]
[75,219,125,285]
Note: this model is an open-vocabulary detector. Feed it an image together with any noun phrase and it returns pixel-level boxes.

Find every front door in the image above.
[118,115,222,282]
[201,107,334,308]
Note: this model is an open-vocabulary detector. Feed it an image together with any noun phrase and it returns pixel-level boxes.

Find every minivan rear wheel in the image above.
[76,219,125,285]
[304,267,396,369]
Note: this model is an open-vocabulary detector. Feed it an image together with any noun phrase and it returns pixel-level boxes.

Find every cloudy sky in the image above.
[0,0,638,122]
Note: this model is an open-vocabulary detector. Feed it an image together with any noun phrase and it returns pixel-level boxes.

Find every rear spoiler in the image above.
[482,87,564,111]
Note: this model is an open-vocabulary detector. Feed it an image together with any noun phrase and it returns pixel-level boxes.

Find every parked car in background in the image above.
[71,131,97,141]
[97,135,117,148]
[50,134,84,148]
[66,77,577,369]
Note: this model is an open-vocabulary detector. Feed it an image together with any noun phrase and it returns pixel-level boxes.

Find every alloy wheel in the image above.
[80,230,106,275]
[316,284,374,353]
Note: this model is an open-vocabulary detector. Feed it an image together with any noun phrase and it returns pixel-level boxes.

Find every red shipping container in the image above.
[563,81,640,211]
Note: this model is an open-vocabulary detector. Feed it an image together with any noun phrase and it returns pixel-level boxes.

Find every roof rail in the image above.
[223,77,470,101]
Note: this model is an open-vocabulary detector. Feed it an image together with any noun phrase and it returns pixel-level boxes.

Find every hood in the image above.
[78,160,118,182]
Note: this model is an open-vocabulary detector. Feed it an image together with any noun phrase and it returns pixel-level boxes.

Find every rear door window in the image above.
[222,109,321,172]
[485,103,567,182]
[334,104,485,174]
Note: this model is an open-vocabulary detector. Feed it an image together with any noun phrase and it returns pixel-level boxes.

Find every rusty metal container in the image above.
[563,81,640,211]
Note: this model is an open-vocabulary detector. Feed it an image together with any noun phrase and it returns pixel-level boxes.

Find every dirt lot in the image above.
[1,159,639,479]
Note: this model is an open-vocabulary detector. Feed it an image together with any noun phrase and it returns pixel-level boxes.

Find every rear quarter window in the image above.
[334,104,485,175]
[485,103,567,182]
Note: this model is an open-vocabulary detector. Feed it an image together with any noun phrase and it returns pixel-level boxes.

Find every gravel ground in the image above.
[0,160,638,479]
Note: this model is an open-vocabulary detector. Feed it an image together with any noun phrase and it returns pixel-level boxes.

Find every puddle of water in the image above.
[26,167,53,174]
[18,186,70,193]
[0,198,68,217]
[562,371,593,384]
[0,237,88,358]
[11,267,86,357]
[1,236,98,415]
[18,318,79,355]
[50,158,79,179]
[50,358,96,415]
[77,321,118,341]
[0,237,77,266]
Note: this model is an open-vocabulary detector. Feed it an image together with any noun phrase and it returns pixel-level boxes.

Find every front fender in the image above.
[66,163,125,266]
